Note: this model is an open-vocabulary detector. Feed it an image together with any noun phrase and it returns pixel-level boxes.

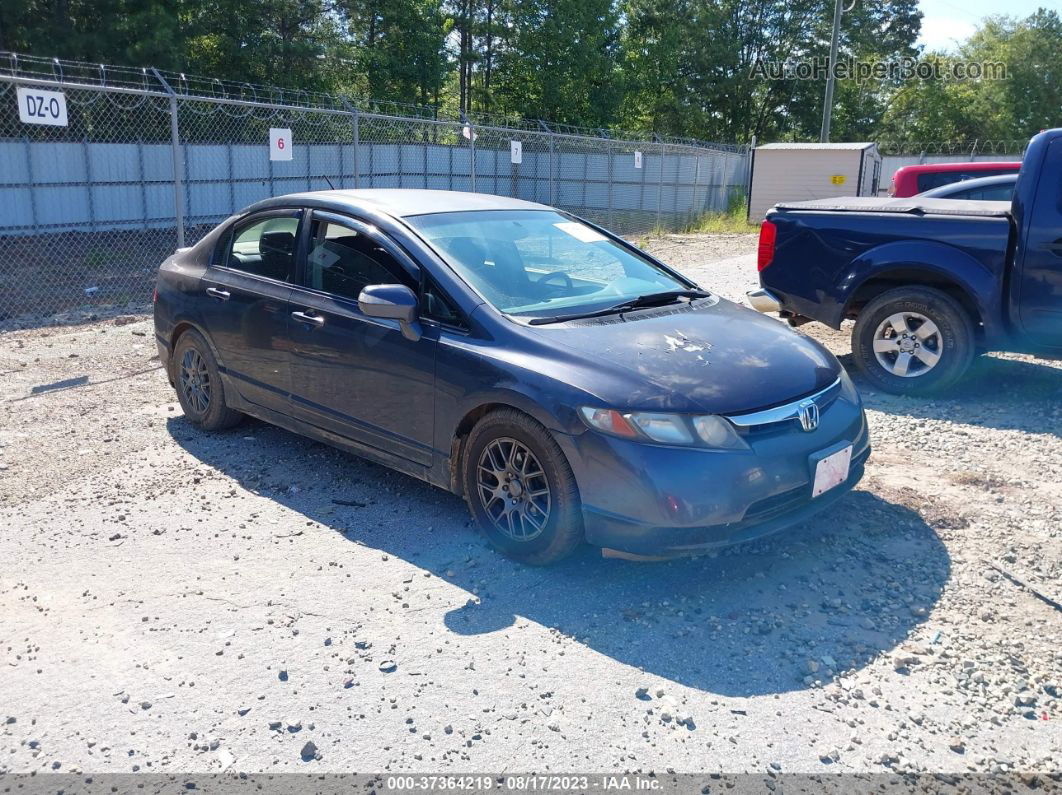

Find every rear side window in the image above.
[220,215,300,282]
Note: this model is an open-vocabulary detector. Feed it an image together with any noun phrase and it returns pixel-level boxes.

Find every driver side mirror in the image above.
[358,284,422,342]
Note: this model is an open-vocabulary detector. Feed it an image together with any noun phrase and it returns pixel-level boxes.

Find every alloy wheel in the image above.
[179,348,211,414]
[872,311,943,377]
[476,437,552,541]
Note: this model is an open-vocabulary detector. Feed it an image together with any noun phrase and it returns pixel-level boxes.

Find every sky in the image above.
[917,0,1046,51]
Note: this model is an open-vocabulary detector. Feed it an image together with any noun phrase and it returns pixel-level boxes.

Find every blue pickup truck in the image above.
[747,128,1062,394]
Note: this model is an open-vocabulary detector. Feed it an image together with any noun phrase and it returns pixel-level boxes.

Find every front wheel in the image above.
[461,409,584,565]
[852,286,975,395]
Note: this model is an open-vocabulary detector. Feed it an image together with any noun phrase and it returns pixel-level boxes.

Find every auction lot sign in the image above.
[16,86,69,126]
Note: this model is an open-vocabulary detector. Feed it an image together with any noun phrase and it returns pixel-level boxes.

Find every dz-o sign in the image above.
[270,128,293,161]
[17,87,68,127]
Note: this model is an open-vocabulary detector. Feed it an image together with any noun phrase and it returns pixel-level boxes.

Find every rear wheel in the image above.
[461,409,583,565]
[172,329,243,430]
[852,286,975,395]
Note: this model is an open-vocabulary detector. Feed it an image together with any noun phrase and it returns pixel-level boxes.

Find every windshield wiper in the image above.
[527,289,711,325]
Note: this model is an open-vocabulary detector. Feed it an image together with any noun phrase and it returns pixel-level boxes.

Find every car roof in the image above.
[918,173,1018,197]
[894,161,1021,175]
[245,189,552,219]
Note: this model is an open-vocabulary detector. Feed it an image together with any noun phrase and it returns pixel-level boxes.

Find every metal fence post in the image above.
[152,68,186,248]
[607,138,614,230]
[538,120,554,206]
[352,107,360,189]
[469,122,476,192]
[549,132,556,205]
[166,97,187,247]
[656,140,664,231]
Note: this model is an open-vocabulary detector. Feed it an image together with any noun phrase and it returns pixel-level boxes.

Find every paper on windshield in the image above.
[554,222,607,243]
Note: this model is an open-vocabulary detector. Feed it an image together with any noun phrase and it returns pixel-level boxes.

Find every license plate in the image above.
[812,445,852,497]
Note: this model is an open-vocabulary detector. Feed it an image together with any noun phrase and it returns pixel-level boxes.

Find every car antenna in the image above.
[322,175,336,190]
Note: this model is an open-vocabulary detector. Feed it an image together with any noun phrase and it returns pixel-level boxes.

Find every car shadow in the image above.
[842,352,1061,437]
[168,416,950,698]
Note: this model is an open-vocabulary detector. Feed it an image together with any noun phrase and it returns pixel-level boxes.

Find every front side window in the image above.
[305,219,413,302]
[406,210,687,318]
[223,215,300,281]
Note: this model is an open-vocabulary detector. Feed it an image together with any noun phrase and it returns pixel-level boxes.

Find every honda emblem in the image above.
[797,400,819,432]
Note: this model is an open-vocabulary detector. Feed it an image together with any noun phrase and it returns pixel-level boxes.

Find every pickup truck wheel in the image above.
[852,287,975,395]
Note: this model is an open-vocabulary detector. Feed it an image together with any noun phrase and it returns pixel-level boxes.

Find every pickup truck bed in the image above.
[749,128,1062,394]
[774,197,1011,217]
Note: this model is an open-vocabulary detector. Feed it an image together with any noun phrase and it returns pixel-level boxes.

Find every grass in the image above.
[685,193,759,235]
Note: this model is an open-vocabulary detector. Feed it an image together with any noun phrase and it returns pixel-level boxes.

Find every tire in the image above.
[852,286,975,395]
[461,408,583,565]
[172,329,243,430]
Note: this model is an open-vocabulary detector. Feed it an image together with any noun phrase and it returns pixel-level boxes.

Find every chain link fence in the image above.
[0,55,750,328]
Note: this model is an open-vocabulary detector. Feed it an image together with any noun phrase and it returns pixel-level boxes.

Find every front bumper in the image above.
[556,397,870,556]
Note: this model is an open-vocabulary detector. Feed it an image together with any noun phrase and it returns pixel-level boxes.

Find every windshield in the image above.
[406,210,689,317]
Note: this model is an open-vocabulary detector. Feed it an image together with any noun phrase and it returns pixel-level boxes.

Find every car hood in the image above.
[538,298,841,415]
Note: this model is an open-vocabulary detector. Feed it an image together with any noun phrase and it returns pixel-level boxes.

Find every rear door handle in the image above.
[205,287,230,301]
[1043,239,1062,255]
[292,310,325,327]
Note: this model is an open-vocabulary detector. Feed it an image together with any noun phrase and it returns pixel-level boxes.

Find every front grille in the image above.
[729,379,842,437]
[743,484,808,522]
[741,445,869,524]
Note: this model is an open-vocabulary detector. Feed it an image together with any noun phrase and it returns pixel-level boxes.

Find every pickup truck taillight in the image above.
[757,220,777,271]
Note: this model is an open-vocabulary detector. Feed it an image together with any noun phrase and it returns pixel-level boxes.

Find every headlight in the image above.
[691,415,746,449]
[579,407,747,449]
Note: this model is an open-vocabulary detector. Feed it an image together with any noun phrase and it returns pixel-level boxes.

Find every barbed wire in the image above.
[1,52,749,151]
[876,139,1029,156]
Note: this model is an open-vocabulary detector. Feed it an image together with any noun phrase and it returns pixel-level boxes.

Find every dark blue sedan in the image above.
[154,190,869,563]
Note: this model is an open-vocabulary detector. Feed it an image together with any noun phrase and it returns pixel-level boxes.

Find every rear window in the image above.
[916,169,1017,193]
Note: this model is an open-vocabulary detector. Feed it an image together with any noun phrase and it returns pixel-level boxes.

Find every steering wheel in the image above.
[536,271,574,291]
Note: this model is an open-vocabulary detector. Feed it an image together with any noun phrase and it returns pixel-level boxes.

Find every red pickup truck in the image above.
[890,161,1022,197]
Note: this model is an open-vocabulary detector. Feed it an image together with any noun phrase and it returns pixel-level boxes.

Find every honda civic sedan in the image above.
[154,190,870,564]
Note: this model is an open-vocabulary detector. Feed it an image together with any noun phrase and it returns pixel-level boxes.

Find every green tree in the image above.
[619,0,922,143]
[186,0,347,91]
[875,9,1062,147]
[1,0,189,69]
[489,0,624,126]
[959,9,1062,140]
[338,0,451,106]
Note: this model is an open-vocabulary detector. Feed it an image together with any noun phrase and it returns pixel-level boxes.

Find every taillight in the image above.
[757,220,777,271]
[152,287,158,304]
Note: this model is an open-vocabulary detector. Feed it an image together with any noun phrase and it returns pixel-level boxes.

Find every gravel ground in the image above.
[1,232,1060,778]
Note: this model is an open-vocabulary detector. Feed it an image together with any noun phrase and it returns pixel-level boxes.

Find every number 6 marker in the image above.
[270,128,293,161]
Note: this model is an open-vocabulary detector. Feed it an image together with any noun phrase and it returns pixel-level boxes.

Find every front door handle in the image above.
[205,287,230,301]
[1043,239,1062,256]
[292,310,325,327]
